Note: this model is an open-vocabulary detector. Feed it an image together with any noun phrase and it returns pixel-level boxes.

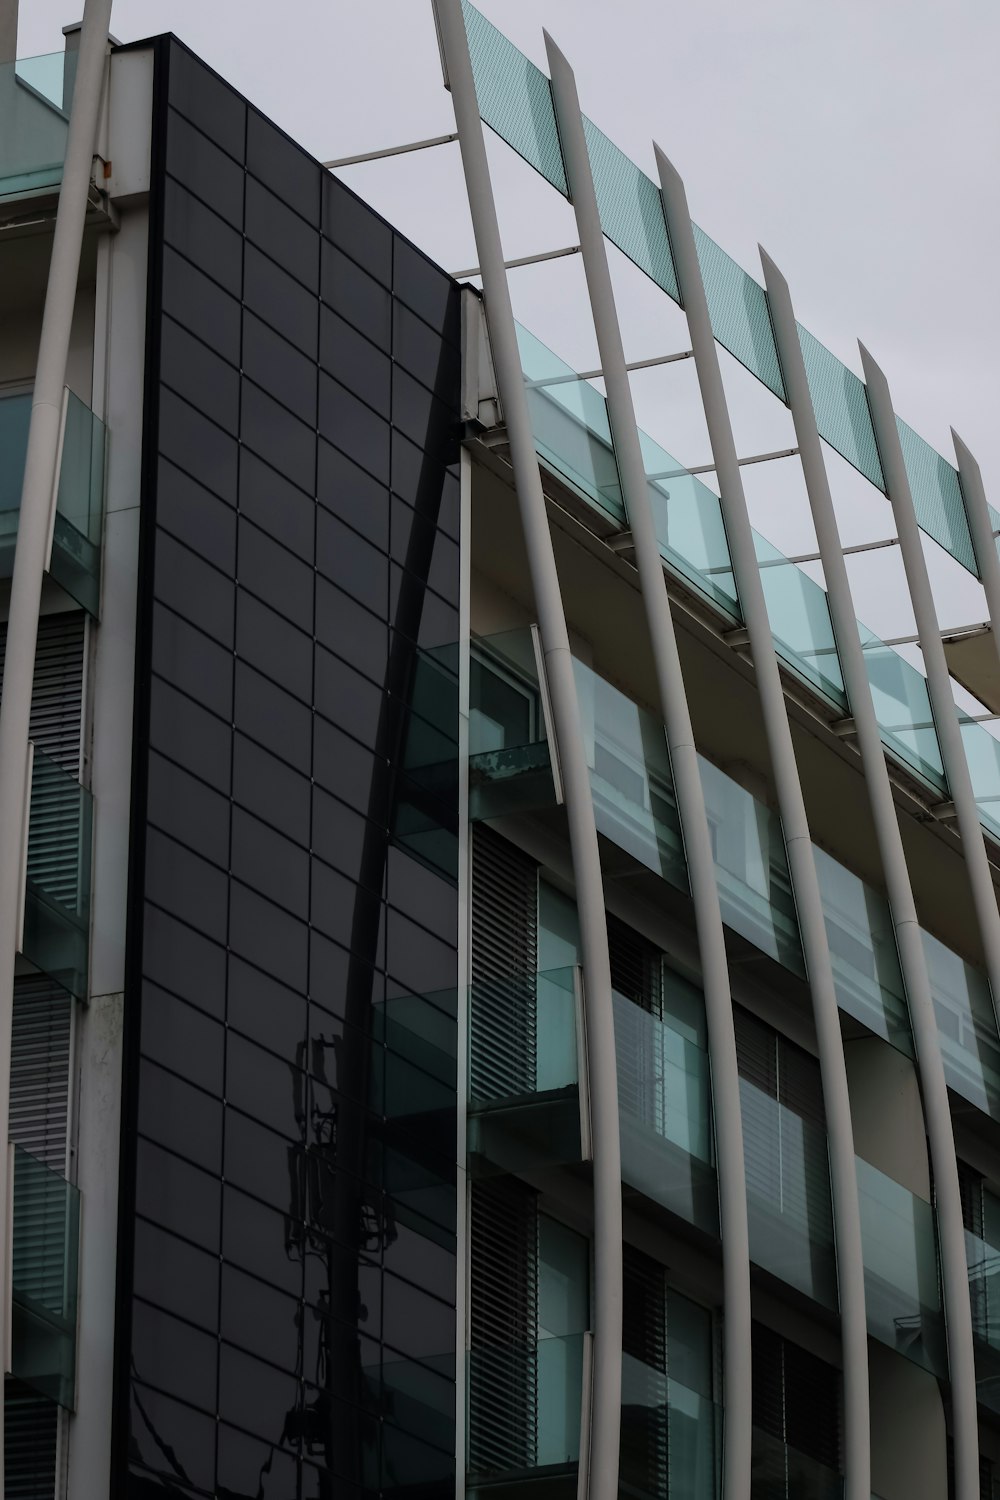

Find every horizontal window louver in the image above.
[4,1380,57,1500]
[608,914,662,1017]
[1,613,86,918]
[470,827,537,1102]
[469,1177,538,1476]
[11,978,71,1172]
[621,1247,668,1500]
[752,1320,841,1478]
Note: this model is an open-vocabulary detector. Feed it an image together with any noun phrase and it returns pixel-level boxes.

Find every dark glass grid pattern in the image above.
[121,39,461,1500]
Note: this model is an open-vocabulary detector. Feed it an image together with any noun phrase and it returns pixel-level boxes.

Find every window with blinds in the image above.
[470,826,538,1102]
[752,1321,841,1476]
[4,1381,58,1500]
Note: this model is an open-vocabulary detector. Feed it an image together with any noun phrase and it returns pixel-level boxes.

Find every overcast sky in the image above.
[19,0,1000,691]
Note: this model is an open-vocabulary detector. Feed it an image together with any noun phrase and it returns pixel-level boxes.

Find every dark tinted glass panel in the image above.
[229,879,308,991]
[136,1058,223,1175]
[236,588,312,704]
[161,246,241,369]
[244,244,318,359]
[132,1297,219,1412]
[222,1185,303,1297]
[241,380,316,497]
[309,931,383,1018]
[160,314,240,433]
[393,302,457,400]
[315,510,388,615]
[320,307,391,413]
[390,497,461,603]
[323,174,392,287]
[150,601,234,717]
[165,108,244,230]
[234,660,312,774]
[217,1343,302,1451]
[232,732,311,846]
[227,957,307,1062]
[130,1381,217,1494]
[146,749,231,869]
[148,676,232,796]
[242,311,317,426]
[390,427,460,522]
[314,646,384,753]
[156,457,237,575]
[158,387,238,506]
[226,1032,304,1143]
[237,449,315,564]
[385,846,458,940]
[153,534,235,651]
[163,176,243,297]
[133,1217,221,1329]
[237,517,314,634]
[169,42,246,161]
[310,860,382,956]
[217,1421,300,1497]
[393,239,458,344]
[223,1108,300,1215]
[247,107,321,224]
[313,716,388,817]
[140,983,224,1099]
[311,788,373,889]
[316,438,389,550]
[230,806,309,916]
[390,571,459,649]
[392,364,454,452]
[319,375,390,486]
[144,828,229,943]
[321,242,391,348]
[135,1139,222,1252]
[141,904,226,1018]
[245,173,319,292]
[315,579,388,686]
[384,910,457,997]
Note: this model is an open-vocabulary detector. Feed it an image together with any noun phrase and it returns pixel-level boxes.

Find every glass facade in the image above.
[117,40,461,1499]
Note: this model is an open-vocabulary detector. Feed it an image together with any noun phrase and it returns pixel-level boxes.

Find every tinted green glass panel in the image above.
[23,744,92,1002]
[751,1427,842,1499]
[797,322,883,488]
[741,1077,837,1309]
[960,714,1000,843]
[11,1145,80,1410]
[620,1362,719,1500]
[0,54,71,200]
[638,429,740,618]
[857,1155,945,1377]
[583,116,678,302]
[51,390,106,617]
[896,415,976,576]
[469,627,555,820]
[467,1333,584,1479]
[754,530,845,706]
[859,623,945,787]
[461,0,567,194]
[814,843,912,1053]
[921,925,1000,1121]
[693,224,783,397]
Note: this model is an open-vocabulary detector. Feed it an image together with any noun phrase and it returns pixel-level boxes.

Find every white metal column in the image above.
[0,4,113,1491]
[545,37,752,1500]
[763,252,979,1500]
[953,430,1000,676]
[657,151,871,1500]
[433,6,623,1497]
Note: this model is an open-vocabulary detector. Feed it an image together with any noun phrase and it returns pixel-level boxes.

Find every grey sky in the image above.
[18,0,1000,694]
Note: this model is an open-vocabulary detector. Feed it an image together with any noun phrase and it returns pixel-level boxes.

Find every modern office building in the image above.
[3,2,1000,1498]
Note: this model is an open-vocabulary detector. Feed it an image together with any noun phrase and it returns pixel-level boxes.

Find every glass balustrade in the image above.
[467,1333,585,1490]
[470,633,1000,1122]
[11,1145,80,1410]
[514,321,1000,840]
[740,1079,837,1310]
[0,388,106,617]
[22,743,92,1003]
[0,53,73,200]
[614,991,717,1235]
[750,1426,843,1500]
[620,1358,719,1500]
[856,1156,945,1378]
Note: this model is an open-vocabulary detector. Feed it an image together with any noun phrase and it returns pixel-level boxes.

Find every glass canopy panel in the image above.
[856,1155,945,1377]
[461,0,567,194]
[753,530,845,707]
[740,1077,837,1309]
[0,54,72,200]
[583,117,679,302]
[920,926,1000,1120]
[699,756,804,974]
[620,1360,719,1500]
[11,1145,80,1410]
[614,991,717,1235]
[469,628,555,820]
[572,657,686,888]
[22,744,92,1003]
[813,844,912,1054]
[516,323,624,520]
[693,224,784,399]
[796,323,884,490]
[896,415,977,577]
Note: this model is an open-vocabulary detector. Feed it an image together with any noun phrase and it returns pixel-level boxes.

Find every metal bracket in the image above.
[724,626,751,649]
[605,530,634,554]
